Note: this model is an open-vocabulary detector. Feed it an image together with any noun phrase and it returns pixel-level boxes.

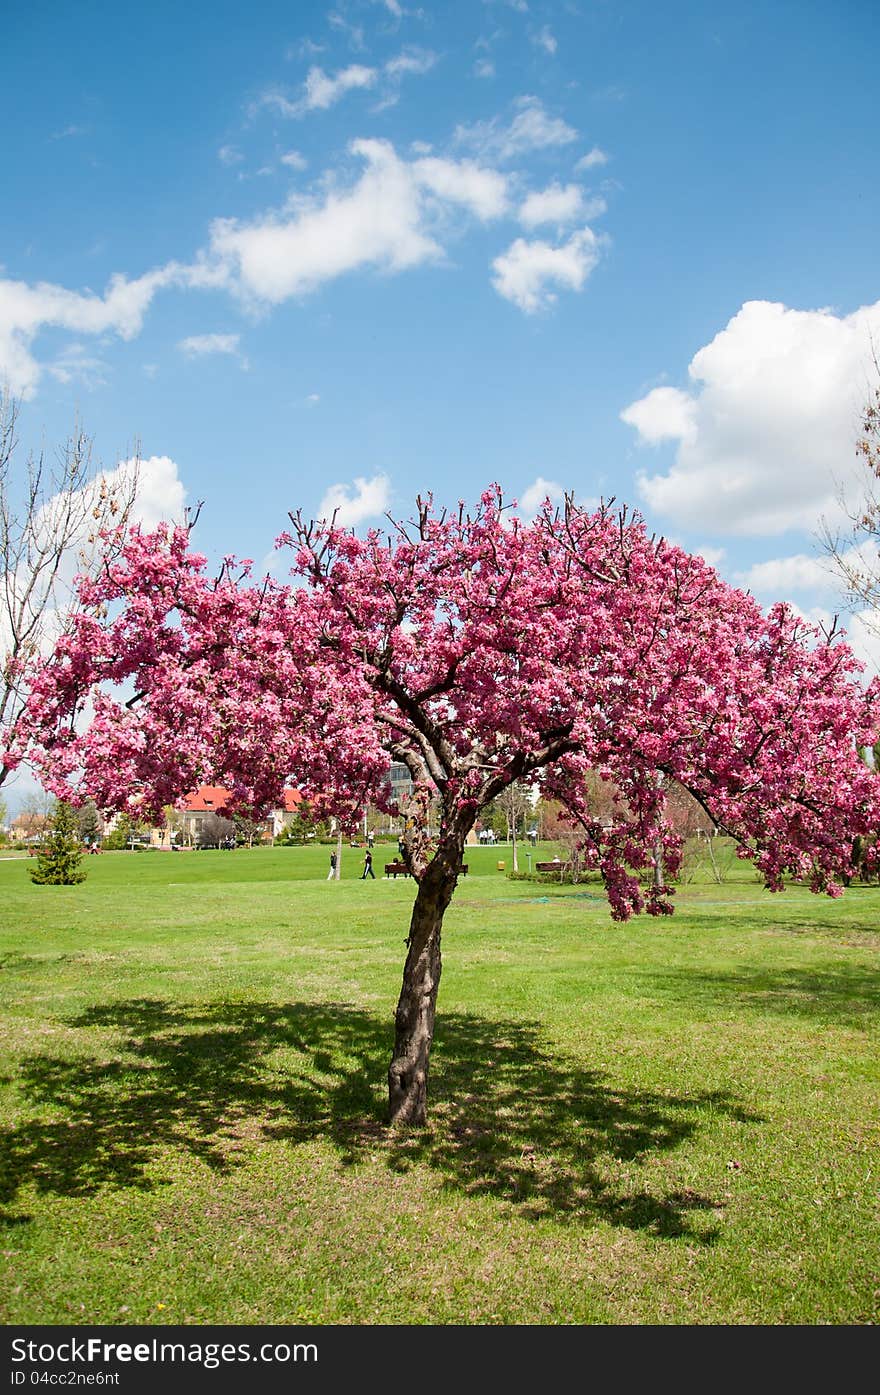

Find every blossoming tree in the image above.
[20,488,880,1124]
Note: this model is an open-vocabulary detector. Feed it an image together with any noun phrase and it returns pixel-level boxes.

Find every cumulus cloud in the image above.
[218,145,243,166]
[694,544,725,569]
[280,150,307,170]
[209,139,507,304]
[620,386,697,445]
[623,299,880,536]
[0,137,514,390]
[125,455,188,529]
[455,96,577,162]
[518,182,590,229]
[491,227,600,313]
[318,473,392,527]
[518,476,564,516]
[736,553,835,598]
[474,58,495,79]
[413,155,509,220]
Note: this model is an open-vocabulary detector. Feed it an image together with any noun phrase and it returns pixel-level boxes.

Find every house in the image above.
[177,785,303,845]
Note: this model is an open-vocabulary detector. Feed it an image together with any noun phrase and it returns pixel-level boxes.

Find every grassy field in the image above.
[0,840,878,1325]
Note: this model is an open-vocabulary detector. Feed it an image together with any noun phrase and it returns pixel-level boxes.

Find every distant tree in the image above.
[14,792,55,842]
[103,813,150,850]
[233,811,265,847]
[821,361,880,639]
[496,782,531,870]
[277,799,324,844]
[76,799,103,846]
[197,813,236,848]
[29,800,86,884]
[0,392,139,792]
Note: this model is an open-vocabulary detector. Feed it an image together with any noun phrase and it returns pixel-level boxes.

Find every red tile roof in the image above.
[179,785,302,813]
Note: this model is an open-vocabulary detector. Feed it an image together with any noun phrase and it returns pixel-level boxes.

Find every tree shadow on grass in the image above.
[0,999,761,1241]
[642,962,880,1030]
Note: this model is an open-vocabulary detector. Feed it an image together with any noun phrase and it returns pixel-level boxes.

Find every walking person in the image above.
[327,851,337,880]
[361,848,375,880]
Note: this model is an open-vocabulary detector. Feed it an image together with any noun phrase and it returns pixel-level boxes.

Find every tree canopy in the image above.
[19,487,880,1122]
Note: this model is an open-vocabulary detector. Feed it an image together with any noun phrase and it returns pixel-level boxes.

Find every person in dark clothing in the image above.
[361,849,375,880]
[327,852,337,880]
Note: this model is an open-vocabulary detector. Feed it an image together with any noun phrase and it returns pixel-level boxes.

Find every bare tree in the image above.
[196,813,236,848]
[820,360,880,641]
[0,391,138,789]
[496,781,532,871]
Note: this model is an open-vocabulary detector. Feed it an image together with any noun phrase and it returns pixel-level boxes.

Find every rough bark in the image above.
[387,846,462,1127]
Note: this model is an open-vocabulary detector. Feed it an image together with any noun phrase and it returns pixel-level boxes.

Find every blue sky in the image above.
[3,0,880,682]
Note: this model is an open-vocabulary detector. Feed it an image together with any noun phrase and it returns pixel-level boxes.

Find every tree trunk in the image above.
[652,837,664,890]
[388,852,460,1127]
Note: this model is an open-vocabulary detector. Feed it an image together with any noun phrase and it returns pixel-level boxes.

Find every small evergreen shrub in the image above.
[29,802,86,885]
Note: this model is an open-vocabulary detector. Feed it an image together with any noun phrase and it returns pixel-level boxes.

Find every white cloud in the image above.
[0,138,514,391]
[736,542,878,602]
[257,50,435,121]
[518,182,587,229]
[280,150,307,170]
[624,299,880,536]
[178,332,241,358]
[474,58,495,79]
[518,476,564,516]
[455,96,577,162]
[413,156,509,220]
[46,343,108,389]
[124,455,188,530]
[209,139,507,304]
[781,604,880,679]
[620,386,697,445]
[218,145,243,166]
[491,227,600,313]
[301,63,378,111]
[532,26,557,54]
[318,473,392,526]
[0,454,187,679]
[736,553,834,597]
[575,147,608,171]
[385,49,437,79]
[694,544,726,568]
[0,263,217,399]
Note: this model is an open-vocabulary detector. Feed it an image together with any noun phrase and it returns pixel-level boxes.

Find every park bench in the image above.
[384,862,469,878]
[535,860,572,873]
[384,861,411,878]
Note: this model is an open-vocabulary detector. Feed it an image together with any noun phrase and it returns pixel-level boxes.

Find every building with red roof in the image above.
[177,785,303,844]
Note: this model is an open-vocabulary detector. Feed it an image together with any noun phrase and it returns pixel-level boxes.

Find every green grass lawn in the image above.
[0,841,878,1325]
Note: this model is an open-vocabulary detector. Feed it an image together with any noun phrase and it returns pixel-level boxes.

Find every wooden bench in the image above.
[384,861,411,878]
[535,860,572,873]
[384,862,469,878]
